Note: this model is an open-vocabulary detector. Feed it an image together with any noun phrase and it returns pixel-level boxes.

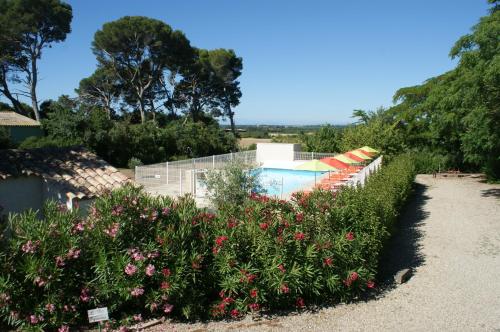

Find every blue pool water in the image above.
[255,168,326,197]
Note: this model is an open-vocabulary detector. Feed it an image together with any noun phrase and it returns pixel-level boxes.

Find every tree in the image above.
[92,16,194,123]
[0,0,72,121]
[76,67,120,119]
[173,48,242,130]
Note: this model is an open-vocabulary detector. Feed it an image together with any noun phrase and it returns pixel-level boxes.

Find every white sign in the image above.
[88,307,109,323]
[154,174,161,179]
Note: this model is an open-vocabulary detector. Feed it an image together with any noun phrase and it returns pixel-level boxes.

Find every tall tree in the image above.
[76,67,120,119]
[92,16,194,123]
[0,0,72,121]
[174,48,242,130]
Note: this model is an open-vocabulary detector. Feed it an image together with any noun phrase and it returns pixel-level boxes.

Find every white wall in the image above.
[0,176,43,215]
[256,143,301,163]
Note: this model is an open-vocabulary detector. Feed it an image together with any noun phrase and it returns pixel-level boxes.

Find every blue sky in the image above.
[4,0,490,125]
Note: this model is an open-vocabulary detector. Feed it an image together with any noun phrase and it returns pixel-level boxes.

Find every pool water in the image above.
[255,168,326,197]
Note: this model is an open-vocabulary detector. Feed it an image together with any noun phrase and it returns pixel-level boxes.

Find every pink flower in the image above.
[259,223,269,230]
[294,232,305,241]
[160,281,170,290]
[163,303,174,314]
[295,213,304,222]
[0,293,10,306]
[133,314,142,321]
[55,256,66,267]
[45,303,56,313]
[345,232,355,241]
[280,284,290,294]
[58,325,69,332]
[230,309,240,318]
[104,223,120,238]
[161,268,171,277]
[296,297,305,308]
[128,248,145,261]
[227,218,237,229]
[130,287,144,297]
[147,251,159,259]
[248,303,260,311]
[250,289,258,298]
[350,271,359,282]
[21,240,39,254]
[80,288,90,302]
[29,314,39,324]
[34,276,46,287]
[278,264,286,273]
[162,207,170,216]
[124,263,138,276]
[73,222,85,233]
[367,280,376,289]
[145,264,156,276]
[118,326,130,332]
[67,248,81,259]
[111,205,124,216]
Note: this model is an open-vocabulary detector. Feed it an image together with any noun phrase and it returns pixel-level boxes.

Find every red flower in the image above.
[223,297,234,304]
[367,280,376,289]
[215,236,228,247]
[227,219,237,229]
[323,257,333,267]
[161,268,171,277]
[247,274,257,283]
[280,284,290,294]
[248,303,260,311]
[259,223,269,231]
[295,213,304,222]
[350,271,359,281]
[345,232,355,241]
[230,309,240,318]
[160,281,170,290]
[294,232,305,241]
[296,297,305,308]
[278,264,286,273]
[219,290,225,298]
[250,289,258,298]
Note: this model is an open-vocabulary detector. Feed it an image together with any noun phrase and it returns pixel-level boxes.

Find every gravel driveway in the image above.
[145,174,500,332]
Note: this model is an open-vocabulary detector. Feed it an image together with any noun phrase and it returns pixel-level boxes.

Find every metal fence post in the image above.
[179,169,182,195]
[166,162,169,184]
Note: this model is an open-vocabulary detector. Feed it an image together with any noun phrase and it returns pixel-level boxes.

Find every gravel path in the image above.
[145,175,500,332]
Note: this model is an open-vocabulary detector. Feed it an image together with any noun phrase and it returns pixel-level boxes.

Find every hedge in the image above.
[0,154,416,331]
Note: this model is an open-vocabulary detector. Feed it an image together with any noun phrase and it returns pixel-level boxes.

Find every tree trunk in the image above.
[138,99,146,123]
[0,70,25,115]
[228,108,237,136]
[29,56,41,121]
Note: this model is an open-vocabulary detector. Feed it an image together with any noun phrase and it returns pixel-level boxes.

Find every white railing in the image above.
[348,155,383,187]
[293,151,338,160]
[135,150,257,197]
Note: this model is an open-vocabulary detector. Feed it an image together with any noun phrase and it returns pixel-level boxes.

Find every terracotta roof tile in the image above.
[0,146,129,198]
[0,112,41,127]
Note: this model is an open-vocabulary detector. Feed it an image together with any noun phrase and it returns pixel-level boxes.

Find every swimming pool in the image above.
[256,168,326,197]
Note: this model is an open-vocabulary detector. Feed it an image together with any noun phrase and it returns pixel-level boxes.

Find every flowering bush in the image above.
[0,155,415,330]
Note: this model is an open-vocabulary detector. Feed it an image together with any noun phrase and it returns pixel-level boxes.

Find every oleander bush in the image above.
[0,155,415,331]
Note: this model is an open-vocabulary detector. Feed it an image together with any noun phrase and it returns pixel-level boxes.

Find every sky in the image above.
[3,0,491,125]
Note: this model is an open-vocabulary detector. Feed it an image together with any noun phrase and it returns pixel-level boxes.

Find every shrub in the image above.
[0,155,416,330]
[412,151,451,174]
[127,157,143,169]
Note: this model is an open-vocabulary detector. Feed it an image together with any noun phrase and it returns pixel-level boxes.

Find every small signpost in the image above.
[88,307,109,331]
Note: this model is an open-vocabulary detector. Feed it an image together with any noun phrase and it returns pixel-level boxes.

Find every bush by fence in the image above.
[0,155,416,330]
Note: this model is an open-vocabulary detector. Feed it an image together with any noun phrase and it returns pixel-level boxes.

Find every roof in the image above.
[0,146,129,199]
[0,111,40,127]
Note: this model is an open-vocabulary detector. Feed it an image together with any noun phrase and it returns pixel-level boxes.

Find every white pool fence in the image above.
[135,150,382,199]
